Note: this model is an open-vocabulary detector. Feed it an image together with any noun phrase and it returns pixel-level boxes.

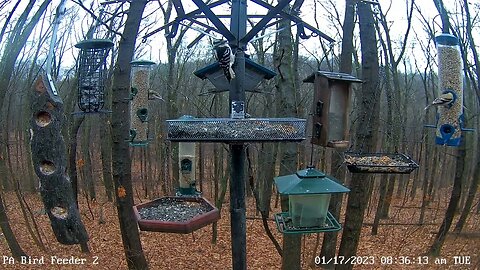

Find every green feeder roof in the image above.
[274,167,350,195]
[75,39,114,49]
[130,59,157,66]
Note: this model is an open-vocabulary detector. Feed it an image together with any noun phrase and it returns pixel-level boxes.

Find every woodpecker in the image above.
[424,92,454,110]
[213,40,235,82]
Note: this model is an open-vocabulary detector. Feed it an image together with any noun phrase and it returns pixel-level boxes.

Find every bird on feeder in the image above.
[212,39,235,82]
[424,92,454,110]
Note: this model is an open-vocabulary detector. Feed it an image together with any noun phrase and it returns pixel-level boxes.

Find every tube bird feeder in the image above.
[178,139,198,195]
[303,71,362,148]
[274,167,350,234]
[75,39,113,114]
[434,34,464,146]
[129,59,156,146]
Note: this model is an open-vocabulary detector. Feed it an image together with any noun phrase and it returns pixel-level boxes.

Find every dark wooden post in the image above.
[30,74,89,245]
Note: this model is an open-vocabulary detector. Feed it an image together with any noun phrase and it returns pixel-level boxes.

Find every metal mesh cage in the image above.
[167,118,306,142]
[75,39,113,113]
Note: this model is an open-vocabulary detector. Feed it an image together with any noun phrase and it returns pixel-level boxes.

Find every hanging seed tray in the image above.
[344,152,419,174]
[133,196,220,234]
[274,212,342,234]
[167,118,306,142]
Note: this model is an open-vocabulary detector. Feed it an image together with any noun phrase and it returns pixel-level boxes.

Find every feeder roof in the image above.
[130,59,156,66]
[435,33,459,46]
[303,71,362,83]
[274,167,350,195]
[194,58,276,80]
[75,39,114,49]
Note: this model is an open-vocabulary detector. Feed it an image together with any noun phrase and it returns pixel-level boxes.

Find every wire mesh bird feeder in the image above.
[75,39,113,114]
[274,167,350,234]
[303,71,362,148]
[434,34,464,146]
[129,59,156,146]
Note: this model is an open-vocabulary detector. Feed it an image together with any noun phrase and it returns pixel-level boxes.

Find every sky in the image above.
[0,0,473,74]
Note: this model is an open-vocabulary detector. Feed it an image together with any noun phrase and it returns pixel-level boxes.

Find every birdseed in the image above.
[130,69,149,142]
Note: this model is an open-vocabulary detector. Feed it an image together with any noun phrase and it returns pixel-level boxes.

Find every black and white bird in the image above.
[212,40,235,82]
[424,92,454,110]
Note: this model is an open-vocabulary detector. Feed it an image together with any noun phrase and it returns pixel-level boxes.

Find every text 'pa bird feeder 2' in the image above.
[434,34,464,146]
[304,71,362,148]
[129,59,156,146]
[75,39,113,114]
[274,167,350,234]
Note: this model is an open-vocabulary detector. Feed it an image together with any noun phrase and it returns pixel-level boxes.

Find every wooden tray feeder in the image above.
[74,39,113,114]
[344,152,419,174]
[133,196,220,234]
[303,71,362,148]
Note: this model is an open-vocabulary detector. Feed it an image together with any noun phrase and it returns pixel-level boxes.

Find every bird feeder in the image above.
[129,59,156,146]
[133,196,220,234]
[178,139,198,195]
[434,34,464,146]
[193,58,276,93]
[75,39,113,114]
[274,167,350,234]
[303,71,362,148]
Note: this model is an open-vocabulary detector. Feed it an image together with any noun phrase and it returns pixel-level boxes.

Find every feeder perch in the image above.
[167,116,306,142]
[433,34,464,146]
[130,59,156,146]
[274,167,350,234]
[344,152,419,174]
[75,39,113,114]
[133,196,220,233]
[303,71,362,148]
[194,58,276,92]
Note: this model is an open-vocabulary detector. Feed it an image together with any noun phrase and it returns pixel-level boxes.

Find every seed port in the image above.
[39,160,56,175]
[51,206,68,219]
[35,111,52,127]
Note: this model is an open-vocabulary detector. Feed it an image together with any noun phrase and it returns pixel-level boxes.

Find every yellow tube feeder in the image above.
[129,60,156,146]
[435,34,464,146]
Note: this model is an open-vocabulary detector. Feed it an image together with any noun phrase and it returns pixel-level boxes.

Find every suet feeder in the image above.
[129,59,156,146]
[133,196,220,234]
[434,34,464,146]
[274,167,350,234]
[75,39,113,114]
[194,58,276,93]
[303,71,362,148]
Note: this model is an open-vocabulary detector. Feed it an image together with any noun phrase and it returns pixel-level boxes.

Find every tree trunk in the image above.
[110,1,149,269]
[337,2,380,269]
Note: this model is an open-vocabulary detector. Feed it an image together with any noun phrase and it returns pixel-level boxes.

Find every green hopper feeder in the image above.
[274,167,350,234]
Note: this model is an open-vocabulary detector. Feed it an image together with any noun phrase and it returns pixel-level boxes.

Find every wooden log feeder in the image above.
[30,74,89,245]
[129,59,156,146]
[303,71,362,148]
[434,34,464,146]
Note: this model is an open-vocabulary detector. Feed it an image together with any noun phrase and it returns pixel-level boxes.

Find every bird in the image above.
[424,92,454,110]
[212,39,235,82]
[148,90,164,101]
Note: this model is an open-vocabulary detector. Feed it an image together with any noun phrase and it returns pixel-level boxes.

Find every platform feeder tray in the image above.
[344,152,419,174]
[133,196,220,234]
[274,211,342,234]
[167,118,306,142]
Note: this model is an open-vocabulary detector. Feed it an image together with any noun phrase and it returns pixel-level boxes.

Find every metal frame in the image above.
[274,211,342,234]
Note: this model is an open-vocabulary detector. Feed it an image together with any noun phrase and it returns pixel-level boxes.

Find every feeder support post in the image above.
[229,0,247,269]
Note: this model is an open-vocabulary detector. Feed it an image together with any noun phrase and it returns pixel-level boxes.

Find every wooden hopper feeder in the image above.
[303,71,362,148]
[133,196,220,233]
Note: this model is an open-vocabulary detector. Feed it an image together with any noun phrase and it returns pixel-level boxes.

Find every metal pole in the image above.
[230,0,247,269]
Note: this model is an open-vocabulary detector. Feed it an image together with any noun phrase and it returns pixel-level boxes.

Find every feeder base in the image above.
[274,211,342,234]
